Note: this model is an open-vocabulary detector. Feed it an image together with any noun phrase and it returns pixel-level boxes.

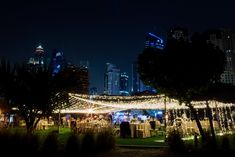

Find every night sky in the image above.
[1,0,235,93]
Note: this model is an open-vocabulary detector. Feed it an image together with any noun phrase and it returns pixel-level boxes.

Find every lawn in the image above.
[2,127,168,147]
[115,135,167,147]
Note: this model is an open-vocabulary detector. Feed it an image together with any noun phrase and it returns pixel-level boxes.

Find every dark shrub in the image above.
[10,131,27,157]
[25,134,40,157]
[232,133,235,149]
[0,130,11,156]
[41,131,58,157]
[96,128,115,152]
[167,129,185,153]
[65,133,80,156]
[221,136,230,152]
[201,130,217,152]
[81,131,95,155]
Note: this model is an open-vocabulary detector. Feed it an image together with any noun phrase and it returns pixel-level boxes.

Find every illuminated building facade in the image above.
[206,29,235,85]
[120,72,129,95]
[50,49,67,76]
[131,62,156,94]
[167,27,188,41]
[145,32,164,50]
[67,63,89,94]
[28,44,49,69]
[104,63,120,95]
[90,87,98,95]
[79,60,89,69]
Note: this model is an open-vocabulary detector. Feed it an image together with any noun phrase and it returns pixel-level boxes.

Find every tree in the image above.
[0,58,12,117]
[1,61,88,133]
[138,31,225,141]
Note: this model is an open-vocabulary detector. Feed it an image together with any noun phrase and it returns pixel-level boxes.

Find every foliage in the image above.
[0,128,118,157]
[205,83,235,103]
[166,129,185,152]
[0,129,40,157]
[138,34,225,102]
[81,131,96,155]
[221,135,230,152]
[0,59,88,133]
[41,131,59,157]
[96,128,116,152]
[137,29,226,140]
[65,133,81,155]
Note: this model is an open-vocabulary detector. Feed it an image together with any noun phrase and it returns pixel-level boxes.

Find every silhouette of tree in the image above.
[0,60,88,133]
[138,31,225,141]
[193,82,235,142]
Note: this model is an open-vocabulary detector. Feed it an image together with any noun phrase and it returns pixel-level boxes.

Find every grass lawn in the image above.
[115,135,167,147]
[3,127,168,147]
[3,127,235,150]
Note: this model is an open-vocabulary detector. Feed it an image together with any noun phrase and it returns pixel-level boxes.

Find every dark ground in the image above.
[92,147,234,157]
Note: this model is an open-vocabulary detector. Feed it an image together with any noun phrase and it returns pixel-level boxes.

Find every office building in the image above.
[120,72,129,95]
[145,32,164,50]
[131,62,156,94]
[90,87,98,95]
[28,44,49,69]
[50,49,67,76]
[167,27,188,41]
[206,29,235,85]
[104,63,120,95]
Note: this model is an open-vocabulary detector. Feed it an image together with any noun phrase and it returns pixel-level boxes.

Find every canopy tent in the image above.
[58,93,235,114]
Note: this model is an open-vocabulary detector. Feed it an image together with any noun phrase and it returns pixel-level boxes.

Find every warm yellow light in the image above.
[56,93,235,114]
[11,107,18,111]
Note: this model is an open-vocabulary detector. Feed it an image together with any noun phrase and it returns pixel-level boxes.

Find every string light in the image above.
[58,93,235,114]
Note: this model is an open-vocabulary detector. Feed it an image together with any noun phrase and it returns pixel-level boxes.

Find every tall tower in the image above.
[28,44,48,69]
[120,72,129,95]
[131,62,140,93]
[34,45,45,65]
[167,27,188,41]
[131,62,156,94]
[104,63,120,95]
[50,49,67,76]
[206,29,235,85]
[145,33,164,50]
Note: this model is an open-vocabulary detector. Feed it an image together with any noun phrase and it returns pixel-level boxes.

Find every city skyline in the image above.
[1,0,235,93]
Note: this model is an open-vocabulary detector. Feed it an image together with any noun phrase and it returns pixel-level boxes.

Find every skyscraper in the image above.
[90,87,98,95]
[66,63,89,94]
[131,32,163,94]
[50,49,67,76]
[167,27,188,41]
[131,62,140,94]
[145,32,164,50]
[28,44,48,68]
[120,72,129,95]
[79,60,89,69]
[206,29,235,85]
[104,63,120,95]
[131,62,156,94]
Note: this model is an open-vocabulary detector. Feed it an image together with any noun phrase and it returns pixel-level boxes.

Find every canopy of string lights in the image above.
[57,93,235,114]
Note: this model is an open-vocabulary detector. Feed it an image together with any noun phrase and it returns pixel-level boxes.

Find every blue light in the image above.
[157,111,163,115]
[56,52,62,57]
[148,33,163,43]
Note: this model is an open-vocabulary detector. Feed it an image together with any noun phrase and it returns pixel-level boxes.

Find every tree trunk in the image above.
[25,116,38,134]
[206,101,216,143]
[26,120,35,134]
[33,116,42,132]
[188,103,206,142]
